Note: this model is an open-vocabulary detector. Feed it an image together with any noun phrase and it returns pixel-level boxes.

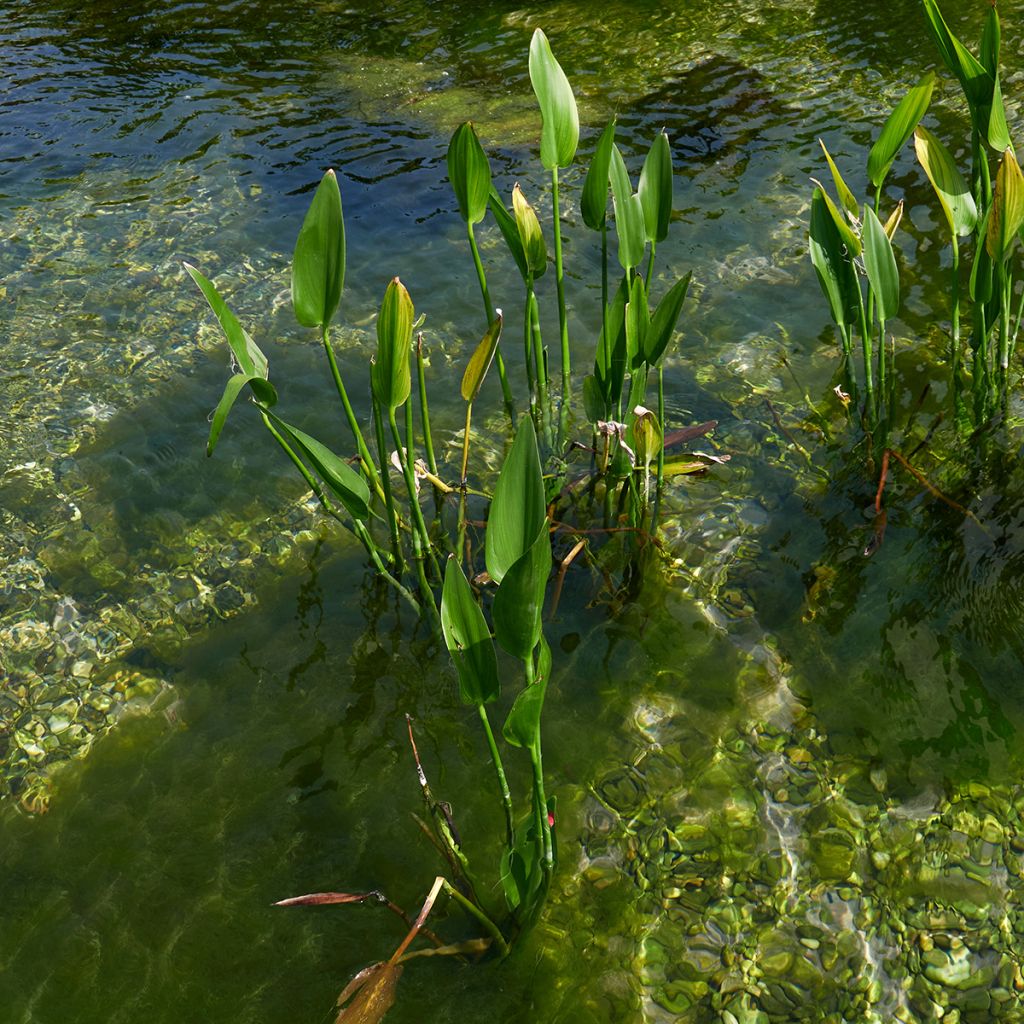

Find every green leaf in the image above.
[184,263,268,379]
[818,139,859,219]
[808,187,861,331]
[867,72,935,190]
[969,209,993,303]
[638,131,673,244]
[487,187,529,281]
[920,0,992,117]
[814,183,861,258]
[987,75,1011,153]
[987,148,1024,263]
[582,373,606,423]
[371,278,413,411]
[485,417,546,586]
[609,144,646,270]
[461,313,503,403]
[914,126,977,237]
[980,4,1000,77]
[528,29,579,170]
[861,206,900,323]
[594,274,630,405]
[269,414,370,520]
[512,184,547,278]
[581,118,616,231]
[447,122,492,226]
[644,272,691,365]
[624,273,649,372]
[632,406,661,470]
[502,635,552,747]
[493,522,551,661]
[207,374,250,457]
[291,169,345,329]
[440,556,500,706]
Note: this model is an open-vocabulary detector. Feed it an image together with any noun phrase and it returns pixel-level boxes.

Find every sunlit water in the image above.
[4,1,1024,1021]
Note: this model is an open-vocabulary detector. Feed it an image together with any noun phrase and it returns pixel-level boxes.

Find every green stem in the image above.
[440,881,510,959]
[858,289,875,416]
[373,394,404,573]
[458,402,472,564]
[652,364,665,534]
[529,288,550,444]
[645,240,656,287]
[476,703,515,848]
[552,167,570,400]
[468,223,515,422]
[322,325,382,498]
[389,407,442,586]
[415,333,438,478]
[601,218,609,360]
[522,653,553,877]
[999,267,1012,371]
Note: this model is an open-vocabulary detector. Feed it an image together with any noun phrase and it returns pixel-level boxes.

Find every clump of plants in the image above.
[185,28,708,1023]
[808,0,1023,433]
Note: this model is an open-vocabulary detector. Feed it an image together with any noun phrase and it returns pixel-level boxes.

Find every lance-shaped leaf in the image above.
[269,413,371,520]
[503,636,552,748]
[987,149,1024,262]
[582,373,606,423]
[184,263,269,379]
[808,187,861,331]
[813,183,862,257]
[493,521,551,661]
[867,72,935,190]
[980,3,1000,77]
[441,556,500,705]
[987,75,1011,153]
[862,206,900,322]
[818,139,859,219]
[487,187,529,281]
[920,0,992,114]
[632,406,661,472]
[485,417,546,585]
[292,169,345,329]
[638,130,673,244]
[512,183,547,278]
[970,209,994,303]
[528,29,578,170]
[609,144,646,270]
[581,118,616,230]
[914,126,977,237]
[644,272,692,365]
[207,373,278,457]
[594,274,630,404]
[371,278,413,411]
[883,200,905,240]
[447,122,491,226]
[625,273,649,371]
[461,313,503,402]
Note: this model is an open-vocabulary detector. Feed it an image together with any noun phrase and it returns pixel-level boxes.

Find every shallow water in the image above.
[4,0,1024,1021]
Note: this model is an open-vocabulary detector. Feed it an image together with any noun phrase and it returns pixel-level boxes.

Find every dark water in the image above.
[4,0,1024,1021]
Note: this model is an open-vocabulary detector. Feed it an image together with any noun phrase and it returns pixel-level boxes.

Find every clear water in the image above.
[4,1,1024,1021]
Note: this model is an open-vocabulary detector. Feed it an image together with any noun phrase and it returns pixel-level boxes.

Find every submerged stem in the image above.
[477,703,515,848]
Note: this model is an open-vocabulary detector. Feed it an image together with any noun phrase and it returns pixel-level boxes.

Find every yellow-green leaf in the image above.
[292,169,345,329]
[914,126,977,237]
[371,278,413,411]
[461,313,503,402]
[528,29,578,171]
[867,72,935,189]
[819,139,859,220]
[447,122,491,225]
[581,118,616,231]
[512,183,547,277]
[609,144,645,271]
[638,131,673,244]
[987,148,1024,262]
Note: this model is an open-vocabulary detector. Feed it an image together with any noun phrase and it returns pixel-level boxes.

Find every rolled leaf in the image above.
[987,76,1011,153]
[528,29,579,170]
[291,169,345,329]
[979,4,1000,77]
[461,313,503,403]
[862,206,900,322]
[867,72,935,190]
[818,139,859,219]
[808,187,861,331]
[485,417,546,585]
[503,636,552,748]
[644,272,692,365]
[184,263,268,379]
[269,414,371,520]
[609,144,646,271]
[883,200,904,240]
[512,184,547,277]
[914,126,977,237]
[493,524,551,661]
[441,557,500,705]
[371,278,413,411]
[624,273,649,372]
[582,373,606,423]
[581,118,616,230]
[638,131,673,244]
[447,123,491,226]
[594,274,630,404]
[487,187,529,281]
[632,406,661,471]
[987,148,1024,262]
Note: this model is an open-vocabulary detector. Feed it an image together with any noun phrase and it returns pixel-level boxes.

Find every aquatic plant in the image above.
[808,0,1022,430]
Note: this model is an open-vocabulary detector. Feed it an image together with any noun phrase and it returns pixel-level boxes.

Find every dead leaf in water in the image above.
[335,961,403,1024]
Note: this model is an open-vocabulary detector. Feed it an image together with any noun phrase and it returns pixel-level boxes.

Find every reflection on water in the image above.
[4,0,1024,1020]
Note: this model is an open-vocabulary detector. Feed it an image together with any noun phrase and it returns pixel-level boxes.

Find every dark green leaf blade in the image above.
[441,556,500,705]
[808,188,861,331]
[485,417,546,586]
[644,271,691,366]
[371,277,413,411]
[207,374,251,457]
[292,169,345,329]
[529,29,579,170]
[503,635,552,748]
[624,273,649,372]
[867,72,935,189]
[492,521,551,661]
[862,205,900,322]
[581,118,616,231]
[447,123,492,226]
[487,187,529,281]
